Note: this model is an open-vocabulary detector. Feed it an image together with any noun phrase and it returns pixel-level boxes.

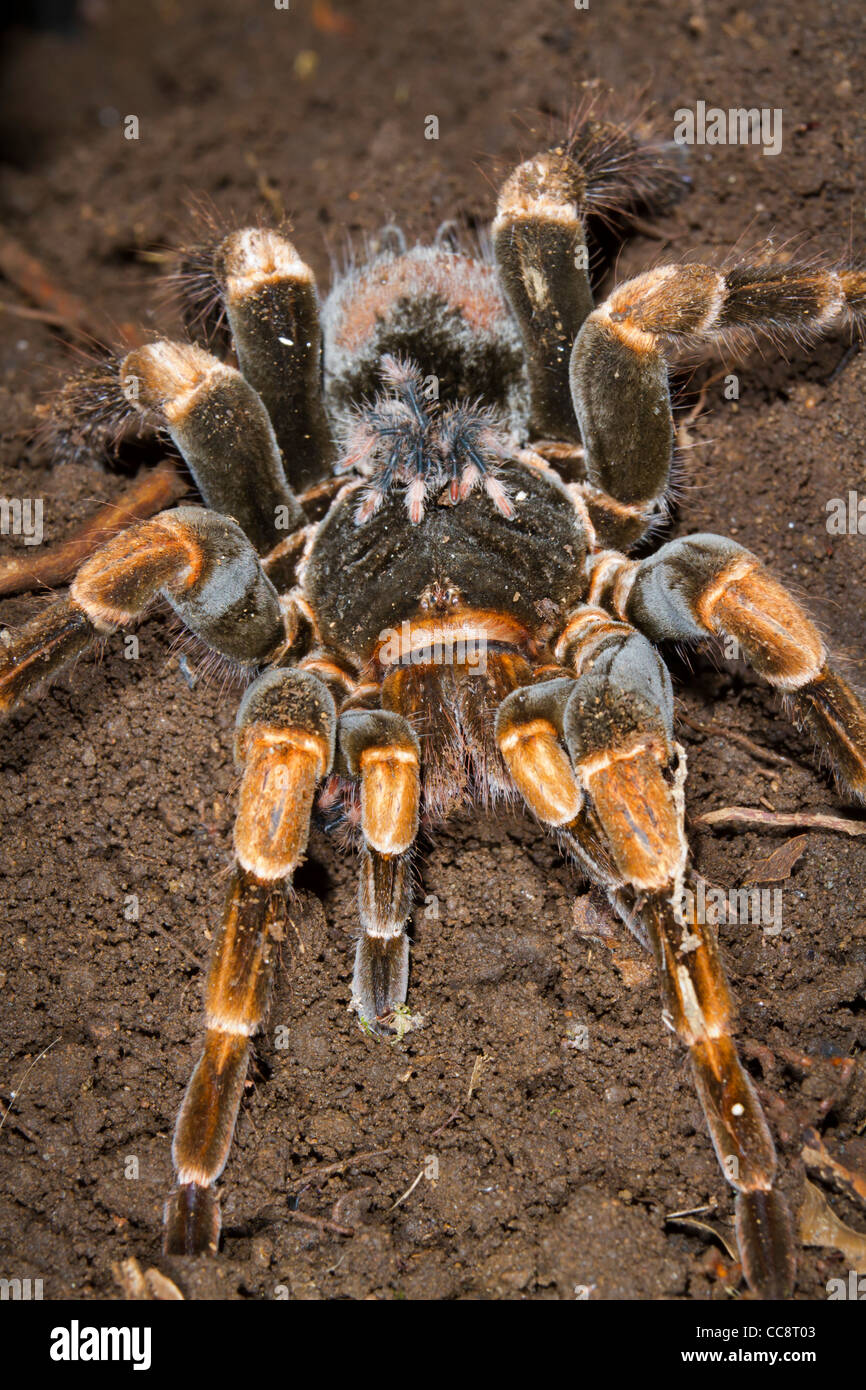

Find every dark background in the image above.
[0,0,864,1300]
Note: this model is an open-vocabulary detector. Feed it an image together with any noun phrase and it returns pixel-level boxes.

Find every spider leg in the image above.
[214,229,335,493]
[338,709,420,1029]
[494,675,583,827]
[493,153,593,446]
[0,507,286,713]
[496,617,795,1297]
[639,885,796,1299]
[493,117,681,446]
[616,533,866,800]
[166,668,337,1254]
[571,259,866,547]
[121,339,304,554]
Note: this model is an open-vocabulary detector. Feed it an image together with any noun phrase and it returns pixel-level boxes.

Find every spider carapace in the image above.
[3,112,866,1297]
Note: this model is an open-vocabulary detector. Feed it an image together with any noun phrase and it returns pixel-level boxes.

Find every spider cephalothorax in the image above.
[3,108,866,1299]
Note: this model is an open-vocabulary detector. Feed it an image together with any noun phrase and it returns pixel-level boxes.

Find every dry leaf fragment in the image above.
[743,835,808,884]
[799,1179,866,1273]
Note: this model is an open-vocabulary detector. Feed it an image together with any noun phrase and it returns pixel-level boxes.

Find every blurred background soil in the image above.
[0,0,864,1300]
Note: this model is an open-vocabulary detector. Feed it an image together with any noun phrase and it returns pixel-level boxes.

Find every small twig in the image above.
[677,366,732,435]
[389,1168,425,1212]
[285,1209,354,1238]
[289,1148,391,1186]
[665,1213,738,1263]
[0,461,187,598]
[430,1105,462,1139]
[695,806,866,836]
[466,1052,493,1103]
[0,226,143,347]
[0,300,70,327]
[802,1126,866,1211]
[680,714,793,769]
[666,1203,715,1220]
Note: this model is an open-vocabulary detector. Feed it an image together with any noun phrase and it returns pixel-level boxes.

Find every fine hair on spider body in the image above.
[3,103,866,1299]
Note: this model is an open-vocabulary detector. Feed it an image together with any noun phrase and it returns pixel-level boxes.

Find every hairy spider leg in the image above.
[497,614,796,1297]
[120,340,304,554]
[0,507,285,713]
[493,116,683,448]
[166,668,337,1254]
[214,228,335,493]
[640,886,796,1300]
[615,533,866,800]
[571,260,866,548]
[337,709,420,1029]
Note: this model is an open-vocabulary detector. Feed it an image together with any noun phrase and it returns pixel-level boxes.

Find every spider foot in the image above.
[735,1189,797,1302]
[163,1182,221,1257]
[352,932,411,1035]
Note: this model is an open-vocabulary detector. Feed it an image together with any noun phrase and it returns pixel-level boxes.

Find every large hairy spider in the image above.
[2,112,865,1299]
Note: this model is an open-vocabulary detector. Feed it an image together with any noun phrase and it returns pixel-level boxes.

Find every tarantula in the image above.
[2,112,865,1299]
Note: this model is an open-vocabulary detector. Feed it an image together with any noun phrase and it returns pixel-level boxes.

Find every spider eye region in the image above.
[340,355,516,526]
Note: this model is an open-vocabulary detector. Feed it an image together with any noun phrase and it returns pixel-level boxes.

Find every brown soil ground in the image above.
[0,0,865,1302]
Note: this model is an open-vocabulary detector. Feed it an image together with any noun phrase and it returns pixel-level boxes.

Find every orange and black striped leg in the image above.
[496,617,683,890]
[120,340,303,555]
[622,534,866,800]
[164,866,282,1255]
[0,507,285,715]
[495,674,620,889]
[214,229,335,493]
[558,621,686,893]
[165,668,336,1254]
[492,116,682,447]
[639,886,795,1299]
[338,710,420,1031]
[494,677,583,827]
[570,259,866,547]
[499,616,794,1296]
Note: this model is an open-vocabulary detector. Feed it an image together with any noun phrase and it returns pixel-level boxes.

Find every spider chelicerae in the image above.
[2,110,865,1298]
